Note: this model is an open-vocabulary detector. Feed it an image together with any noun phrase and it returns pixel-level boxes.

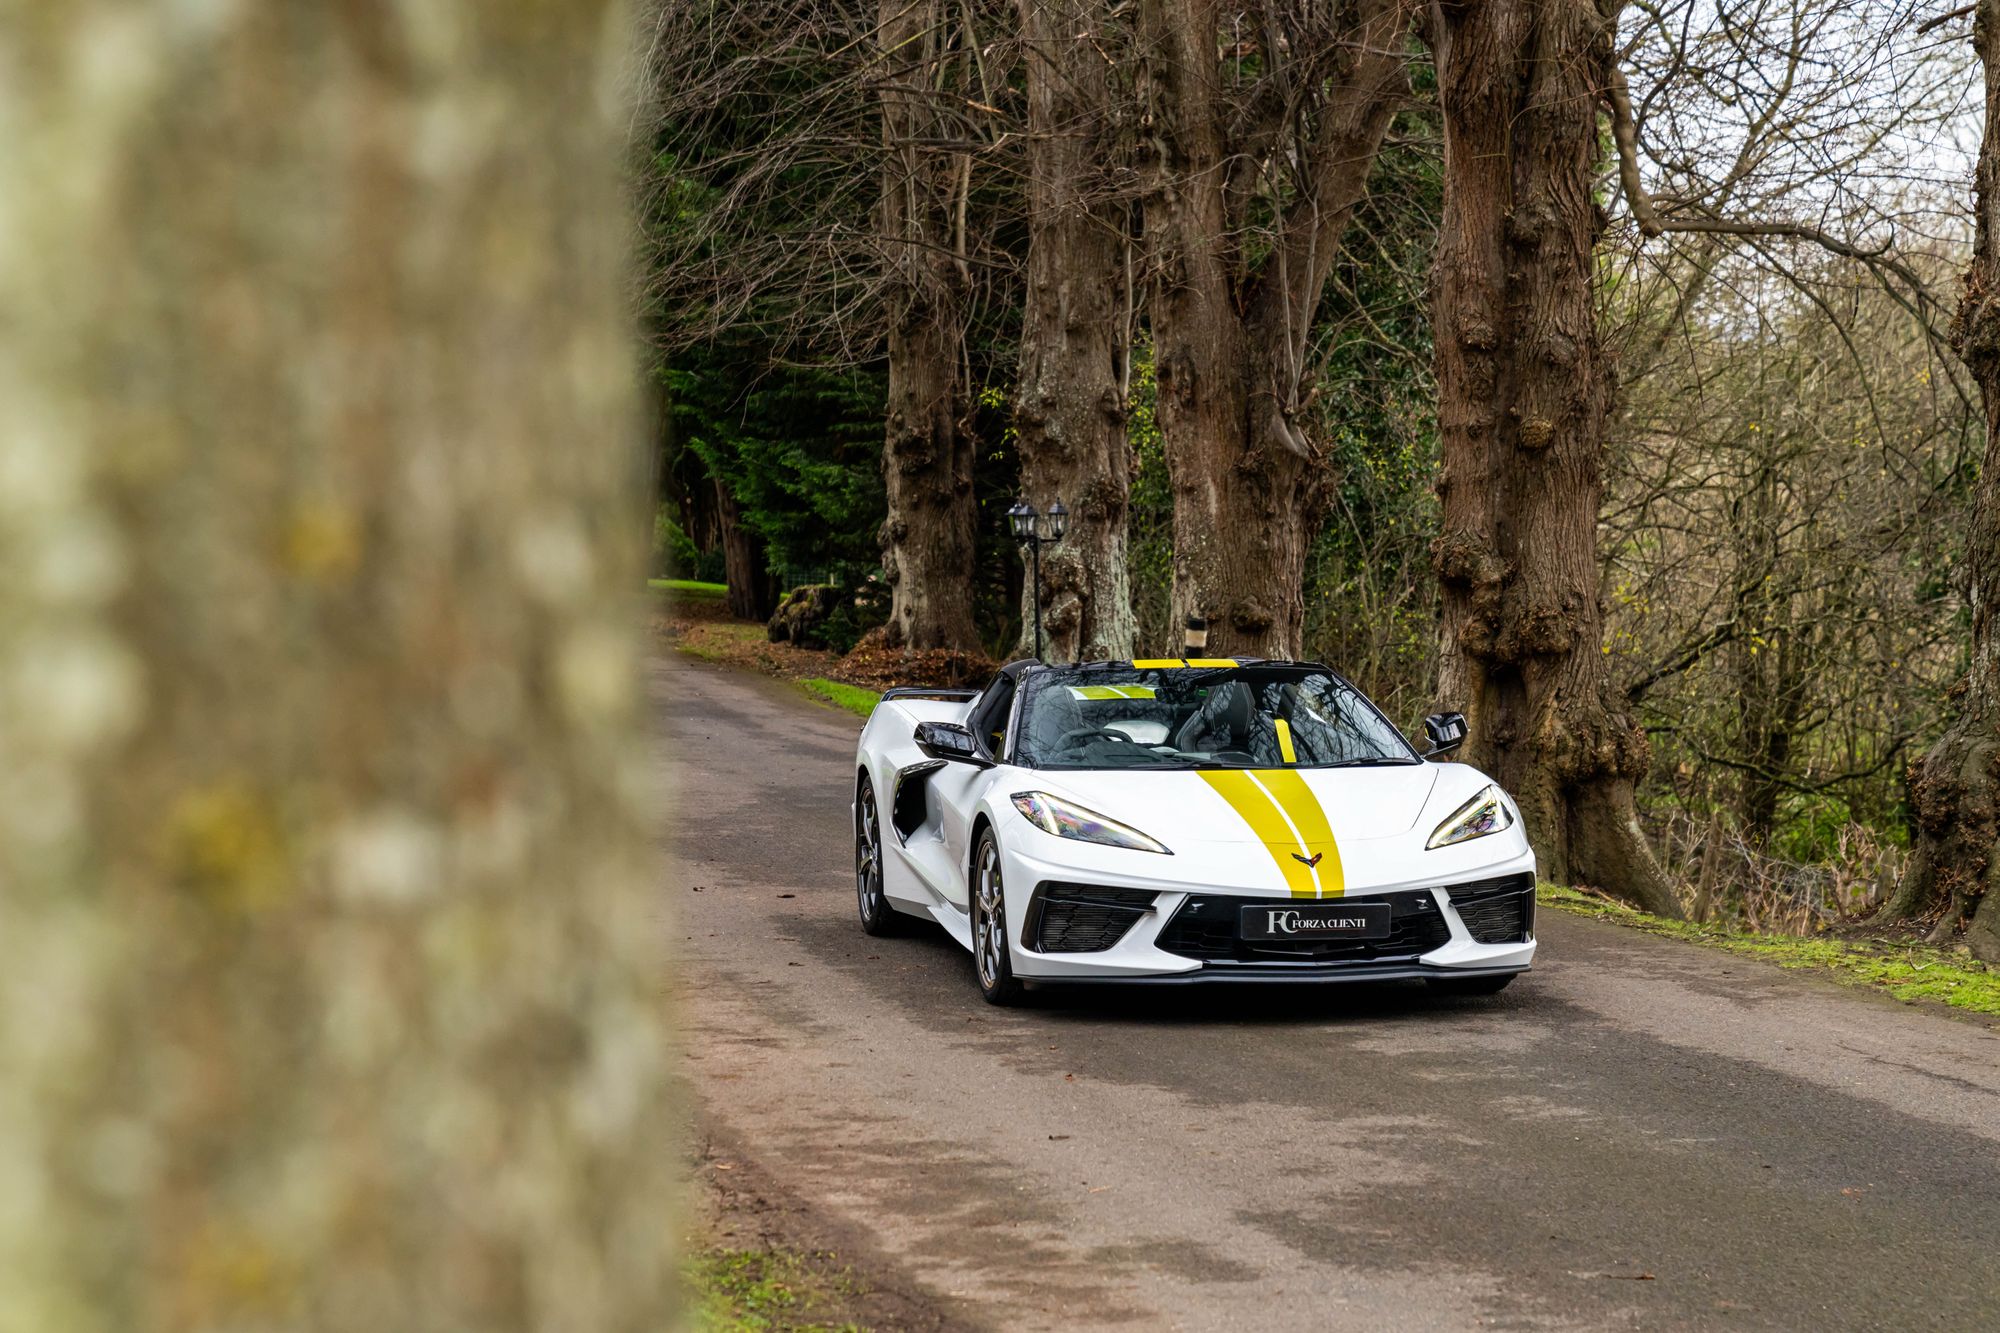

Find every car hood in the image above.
[1020,763,1444,847]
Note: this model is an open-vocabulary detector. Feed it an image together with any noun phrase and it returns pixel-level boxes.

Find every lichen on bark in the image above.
[0,4,677,1328]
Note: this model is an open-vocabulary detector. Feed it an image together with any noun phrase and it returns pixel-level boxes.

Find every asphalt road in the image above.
[660,653,2000,1331]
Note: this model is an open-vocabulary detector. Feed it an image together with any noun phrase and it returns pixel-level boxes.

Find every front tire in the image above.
[1426,973,1517,997]
[971,830,1023,1005]
[855,774,902,936]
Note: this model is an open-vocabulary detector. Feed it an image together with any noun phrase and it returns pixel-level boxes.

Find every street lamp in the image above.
[1010,498,1068,661]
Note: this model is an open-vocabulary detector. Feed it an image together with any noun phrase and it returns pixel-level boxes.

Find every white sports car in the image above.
[851,658,1537,1004]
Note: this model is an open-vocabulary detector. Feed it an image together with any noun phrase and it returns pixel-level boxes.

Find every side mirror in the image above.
[914,720,989,766]
[1422,712,1467,758]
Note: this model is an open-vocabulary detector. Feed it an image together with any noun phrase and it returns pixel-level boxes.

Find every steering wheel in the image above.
[1057,726,1136,749]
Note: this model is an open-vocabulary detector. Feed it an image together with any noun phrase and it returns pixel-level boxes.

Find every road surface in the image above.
[659,653,2000,1331]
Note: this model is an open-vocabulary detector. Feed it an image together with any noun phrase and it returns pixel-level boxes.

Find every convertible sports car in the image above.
[851,658,1537,1004]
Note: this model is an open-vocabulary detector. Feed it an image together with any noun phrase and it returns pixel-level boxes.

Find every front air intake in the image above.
[1444,873,1536,943]
[1026,883,1158,953]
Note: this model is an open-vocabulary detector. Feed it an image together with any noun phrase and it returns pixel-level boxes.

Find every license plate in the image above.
[1239,902,1390,940]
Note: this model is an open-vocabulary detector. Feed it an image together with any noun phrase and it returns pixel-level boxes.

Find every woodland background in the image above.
[643,0,2000,948]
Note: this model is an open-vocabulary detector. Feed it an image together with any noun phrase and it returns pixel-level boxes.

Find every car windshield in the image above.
[1014,663,1418,770]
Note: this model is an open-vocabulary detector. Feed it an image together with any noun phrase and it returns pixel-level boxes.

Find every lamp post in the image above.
[1008,498,1068,661]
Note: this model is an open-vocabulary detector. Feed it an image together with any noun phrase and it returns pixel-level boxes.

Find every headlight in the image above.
[1011,792,1171,854]
[1426,784,1515,850]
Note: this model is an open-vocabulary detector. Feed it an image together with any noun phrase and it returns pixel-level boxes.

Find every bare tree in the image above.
[1893,0,2000,958]
[1610,263,1969,851]
[1589,0,1983,915]
[0,4,675,1325]
[1013,0,1140,661]
[1137,0,1418,658]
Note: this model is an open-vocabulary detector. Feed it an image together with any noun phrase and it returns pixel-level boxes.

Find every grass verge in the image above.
[688,1245,865,1333]
[798,678,881,718]
[651,578,728,598]
[1537,883,2000,1018]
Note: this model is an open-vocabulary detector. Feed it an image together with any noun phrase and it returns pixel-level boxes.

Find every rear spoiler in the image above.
[880,686,981,701]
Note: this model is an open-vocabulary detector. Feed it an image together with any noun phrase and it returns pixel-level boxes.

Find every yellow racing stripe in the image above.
[1273,718,1297,764]
[1197,771,1318,896]
[1182,658,1239,668]
[1254,768,1345,897]
[1132,658,1185,668]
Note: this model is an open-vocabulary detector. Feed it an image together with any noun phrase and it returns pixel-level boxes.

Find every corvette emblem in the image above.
[1292,851,1324,868]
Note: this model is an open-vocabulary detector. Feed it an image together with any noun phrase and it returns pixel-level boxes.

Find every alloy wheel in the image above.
[855,780,886,930]
[975,839,1007,991]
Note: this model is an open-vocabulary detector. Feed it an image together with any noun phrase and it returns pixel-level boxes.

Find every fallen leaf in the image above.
[1049,1134,1071,1141]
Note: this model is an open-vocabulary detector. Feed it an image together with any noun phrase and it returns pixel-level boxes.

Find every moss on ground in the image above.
[798,678,880,718]
[1537,884,2000,1018]
[688,1246,865,1333]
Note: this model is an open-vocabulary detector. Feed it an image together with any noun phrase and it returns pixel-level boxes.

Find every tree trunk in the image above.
[1153,298,1324,659]
[1891,0,2000,959]
[1428,0,1681,915]
[717,481,778,620]
[1729,456,1796,841]
[1012,0,1138,663]
[1138,0,1414,659]
[0,5,675,1327]
[878,0,982,651]
[647,360,672,571]
[661,376,722,568]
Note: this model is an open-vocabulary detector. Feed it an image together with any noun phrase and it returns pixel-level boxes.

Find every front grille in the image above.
[1446,873,1535,943]
[1157,891,1451,964]
[1029,883,1158,953]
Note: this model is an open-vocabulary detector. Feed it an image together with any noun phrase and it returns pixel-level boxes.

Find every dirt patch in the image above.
[691,1119,988,1332]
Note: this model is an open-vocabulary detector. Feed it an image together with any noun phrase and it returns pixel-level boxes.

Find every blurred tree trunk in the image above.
[1892,0,2000,958]
[1012,0,1137,663]
[0,4,676,1329]
[1138,0,1414,658]
[1428,0,1680,914]
[878,0,982,651]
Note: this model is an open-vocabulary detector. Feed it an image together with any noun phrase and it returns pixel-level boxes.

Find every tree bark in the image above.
[0,5,675,1327]
[717,480,778,620]
[1428,0,1681,914]
[1138,0,1415,658]
[1012,0,1138,663]
[878,0,982,651]
[1891,0,2000,959]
